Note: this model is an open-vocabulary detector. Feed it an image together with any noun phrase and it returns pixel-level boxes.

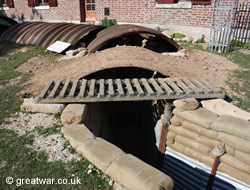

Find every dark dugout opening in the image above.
[81,67,168,168]
[97,34,179,53]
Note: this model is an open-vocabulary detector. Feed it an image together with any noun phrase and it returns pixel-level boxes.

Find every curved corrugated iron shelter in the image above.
[0,16,18,35]
[87,24,180,53]
[0,16,18,25]
[0,22,105,48]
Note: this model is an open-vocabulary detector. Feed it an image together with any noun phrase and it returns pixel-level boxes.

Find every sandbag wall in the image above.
[166,99,250,185]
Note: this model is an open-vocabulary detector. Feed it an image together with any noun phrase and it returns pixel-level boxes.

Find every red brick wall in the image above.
[0,0,80,22]
[95,0,247,27]
[0,0,247,25]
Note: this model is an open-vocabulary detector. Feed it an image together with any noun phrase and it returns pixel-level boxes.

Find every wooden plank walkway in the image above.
[38,77,225,103]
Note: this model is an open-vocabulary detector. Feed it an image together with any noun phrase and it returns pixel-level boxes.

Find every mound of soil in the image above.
[20,46,239,96]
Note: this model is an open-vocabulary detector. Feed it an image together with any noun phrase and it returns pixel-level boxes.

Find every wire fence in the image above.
[231,2,250,44]
[209,0,237,52]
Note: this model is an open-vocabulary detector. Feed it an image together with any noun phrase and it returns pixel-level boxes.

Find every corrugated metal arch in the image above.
[0,16,18,25]
[87,24,180,53]
[0,22,105,48]
[0,16,18,35]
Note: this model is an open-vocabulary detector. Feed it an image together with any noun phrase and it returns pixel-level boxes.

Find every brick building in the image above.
[0,0,247,40]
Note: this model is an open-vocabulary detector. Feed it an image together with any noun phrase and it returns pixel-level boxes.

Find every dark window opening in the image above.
[0,0,7,7]
[192,0,211,5]
[104,7,110,16]
[39,0,48,4]
[157,0,176,4]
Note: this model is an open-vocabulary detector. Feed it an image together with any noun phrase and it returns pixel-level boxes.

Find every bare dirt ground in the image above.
[17,46,239,96]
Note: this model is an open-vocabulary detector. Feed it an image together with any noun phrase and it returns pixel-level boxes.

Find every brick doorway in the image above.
[80,0,95,22]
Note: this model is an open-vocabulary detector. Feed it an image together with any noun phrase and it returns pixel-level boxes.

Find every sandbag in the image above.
[182,120,201,133]
[175,135,212,156]
[170,115,183,126]
[173,108,218,129]
[235,150,250,165]
[196,152,214,167]
[171,143,214,167]
[211,115,250,141]
[200,128,218,140]
[220,154,250,174]
[225,144,235,156]
[173,98,200,111]
[168,142,185,154]
[183,146,197,160]
[169,125,199,140]
[218,132,250,153]
[182,120,218,139]
[166,131,176,144]
[218,163,250,185]
[196,135,219,148]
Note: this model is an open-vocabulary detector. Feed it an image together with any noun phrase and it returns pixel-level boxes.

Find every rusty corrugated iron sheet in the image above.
[0,22,105,48]
[87,24,180,53]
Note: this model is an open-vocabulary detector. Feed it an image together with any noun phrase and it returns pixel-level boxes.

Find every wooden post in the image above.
[206,156,221,190]
[159,123,168,154]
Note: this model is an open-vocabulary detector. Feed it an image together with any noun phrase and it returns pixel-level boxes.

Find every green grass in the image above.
[0,129,111,190]
[179,41,250,112]
[0,42,44,124]
[34,126,61,137]
[0,42,112,189]
[170,33,185,39]
[226,51,250,111]
[0,43,44,86]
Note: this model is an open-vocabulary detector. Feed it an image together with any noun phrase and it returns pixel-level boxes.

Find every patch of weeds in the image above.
[20,134,35,145]
[156,26,165,32]
[226,51,250,111]
[0,43,45,124]
[230,40,250,50]
[51,113,62,123]
[63,141,76,154]
[100,18,117,27]
[196,34,206,43]
[180,41,205,51]
[2,120,11,125]
[0,128,111,190]
[170,33,185,40]
[0,42,24,56]
[0,85,23,124]
[34,126,60,137]
[0,45,44,83]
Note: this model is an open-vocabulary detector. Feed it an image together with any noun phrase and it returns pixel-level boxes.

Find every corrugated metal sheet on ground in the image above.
[161,154,236,190]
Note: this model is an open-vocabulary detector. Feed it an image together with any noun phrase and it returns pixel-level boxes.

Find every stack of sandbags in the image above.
[166,98,250,185]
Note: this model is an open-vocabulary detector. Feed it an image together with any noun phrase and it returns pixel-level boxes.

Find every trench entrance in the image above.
[81,67,167,167]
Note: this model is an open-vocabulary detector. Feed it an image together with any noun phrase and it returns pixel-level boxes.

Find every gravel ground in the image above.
[0,112,81,162]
